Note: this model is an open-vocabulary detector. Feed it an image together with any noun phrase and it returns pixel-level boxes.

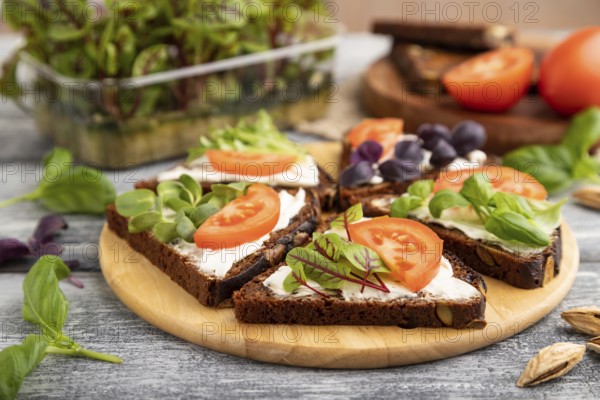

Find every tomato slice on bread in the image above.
[442,48,534,113]
[348,119,404,157]
[434,166,548,200]
[348,217,443,292]
[206,150,297,177]
[194,184,280,249]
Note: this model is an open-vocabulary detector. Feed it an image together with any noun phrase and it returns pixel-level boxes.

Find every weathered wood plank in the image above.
[0,270,599,400]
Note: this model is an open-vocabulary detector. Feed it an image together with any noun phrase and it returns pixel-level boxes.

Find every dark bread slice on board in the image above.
[105,189,320,308]
[134,165,338,211]
[233,251,486,329]
[350,195,562,290]
[425,223,562,290]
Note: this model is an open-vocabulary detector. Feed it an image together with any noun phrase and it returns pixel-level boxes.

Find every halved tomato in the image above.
[194,184,280,249]
[348,217,443,292]
[206,150,297,177]
[434,166,548,200]
[442,48,534,113]
[348,118,404,157]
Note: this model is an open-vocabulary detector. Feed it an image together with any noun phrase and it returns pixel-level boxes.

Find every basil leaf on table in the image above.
[0,147,115,214]
[428,190,471,218]
[562,107,600,157]
[484,210,551,247]
[22,256,71,339]
[0,334,48,400]
[503,107,600,193]
[503,145,576,194]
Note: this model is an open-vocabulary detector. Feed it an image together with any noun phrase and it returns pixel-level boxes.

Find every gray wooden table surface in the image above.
[1,34,600,400]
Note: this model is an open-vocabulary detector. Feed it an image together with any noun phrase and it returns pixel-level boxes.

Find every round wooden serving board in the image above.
[100,221,578,369]
[362,58,568,155]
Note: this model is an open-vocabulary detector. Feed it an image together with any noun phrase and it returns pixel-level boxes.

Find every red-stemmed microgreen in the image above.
[330,203,363,242]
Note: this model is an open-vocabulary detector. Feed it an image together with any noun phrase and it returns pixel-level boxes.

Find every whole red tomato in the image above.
[539,27,600,116]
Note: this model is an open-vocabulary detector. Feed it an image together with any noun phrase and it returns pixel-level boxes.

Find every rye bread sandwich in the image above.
[106,176,320,307]
[234,204,487,328]
[388,169,563,289]
[338,118,495,216]
[135,110,337,210]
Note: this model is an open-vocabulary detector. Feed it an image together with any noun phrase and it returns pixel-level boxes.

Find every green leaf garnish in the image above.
[115,177,250,243]
[504,107,600,193]
[393,174,565,248]
[187,110,305,162]
[428,190,470,218]
[0,147,115,214]
[0,256,123,400]
[330,203,364,240]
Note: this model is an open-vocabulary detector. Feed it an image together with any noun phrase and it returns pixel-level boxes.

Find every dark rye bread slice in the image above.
[105,189,320,308]
[134,165,338,211]
[233,251,486,329]
[351,195,562,289]
[424,223,562,290]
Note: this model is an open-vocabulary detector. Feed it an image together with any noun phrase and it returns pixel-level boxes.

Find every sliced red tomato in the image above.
[442,48,534,113]
[206,150,297,177]
[434,166,548,200]
[348,118,404,157]
[194,184,280,249]
[348,217,443,292]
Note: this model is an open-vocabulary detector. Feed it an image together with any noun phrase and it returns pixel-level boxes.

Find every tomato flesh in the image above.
[348,217,443,292]
[434,166,548,200]
[206,150,297,177]
[539,27,600,116]
[442,48,534,113]
[348,119,404,158]
[194,184,280,249]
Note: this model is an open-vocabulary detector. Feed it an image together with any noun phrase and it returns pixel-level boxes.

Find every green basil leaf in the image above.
[390,196,414,219]
[526,198,567,232]
[176,216,196,242]
[573,157,600,181]
[127,211,162,234]
[189,204,219,227]
[460,173,493,217]
[562,107,600,157]
[490,192,533,218]
[41,147,72,183]
[428,190,470,218]
[342,243,389,274]
[503,145,574,194]
[22,256,71,340]
[152,222,178,243]
[115,189,157,217]
[38,166,115,214]
[484,210,550,247]
[0,334,48,400]
[407,180,434,200]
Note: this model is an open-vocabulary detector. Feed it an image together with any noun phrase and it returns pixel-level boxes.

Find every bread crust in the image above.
[425,223,562,289]
[105,189,320,307]
[233,251,487,329]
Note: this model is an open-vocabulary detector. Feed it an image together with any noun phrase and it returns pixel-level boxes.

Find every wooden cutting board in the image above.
[99,142,579,368]
[99,223,578,369]
[362,58,569,155]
